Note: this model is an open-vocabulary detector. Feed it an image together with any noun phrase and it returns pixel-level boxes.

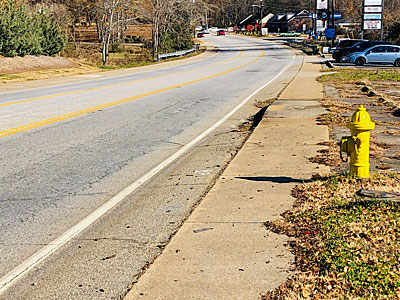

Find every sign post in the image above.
[331,0,335,47]
[380,0,384,40]
[362,0,384,40]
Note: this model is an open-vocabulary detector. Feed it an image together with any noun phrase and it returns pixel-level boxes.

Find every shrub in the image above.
[0,0,65,57]
[35,12,66,56]
[110,42,124,53]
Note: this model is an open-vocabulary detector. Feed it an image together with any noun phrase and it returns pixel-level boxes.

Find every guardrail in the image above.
[156,44,200,61]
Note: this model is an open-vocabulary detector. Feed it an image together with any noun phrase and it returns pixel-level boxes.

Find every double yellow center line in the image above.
[0,47,242,108]
[0,48,265,139]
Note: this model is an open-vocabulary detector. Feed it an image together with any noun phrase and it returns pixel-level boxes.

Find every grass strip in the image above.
[319,69,400,83]
[263,172,400,299]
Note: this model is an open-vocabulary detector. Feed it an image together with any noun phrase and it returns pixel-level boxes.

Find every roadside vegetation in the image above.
[263,63,400,299]
[319,69,400,83]
[263,172,400,299]
[0,0,65,57]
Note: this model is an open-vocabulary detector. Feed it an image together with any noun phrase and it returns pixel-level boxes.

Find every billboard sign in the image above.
[363,20,382,30]
[364,14,382,19]
[317,0,328,10]
[364,0,382,5]
[364,6,382,12]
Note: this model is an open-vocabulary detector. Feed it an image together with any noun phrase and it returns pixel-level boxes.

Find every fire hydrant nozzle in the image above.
[340,105,375,178]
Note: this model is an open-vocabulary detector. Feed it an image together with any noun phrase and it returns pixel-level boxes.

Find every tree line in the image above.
[1,0,398,61]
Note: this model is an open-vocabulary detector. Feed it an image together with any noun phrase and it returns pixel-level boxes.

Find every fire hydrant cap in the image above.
[347,105,375,131]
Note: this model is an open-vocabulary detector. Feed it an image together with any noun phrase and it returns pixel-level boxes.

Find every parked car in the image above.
[195,26,203,31]
[349,45,400,67]
[197,32,205,38]
[209,27,218,33]
[217,29,225,36]
[332,40,392,62]
[202,28,210,34]
[336,39,364,49]
[279,31,301,37]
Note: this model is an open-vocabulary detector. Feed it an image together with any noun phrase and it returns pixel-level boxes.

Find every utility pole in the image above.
[252,0,264,34]
[361,0,364,39]
[314,0,317,35]
[381,0,384,40]
[190,0,195,37]
[331,0,335,47]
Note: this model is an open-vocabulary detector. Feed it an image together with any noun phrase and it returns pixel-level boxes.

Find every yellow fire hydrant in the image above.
[340,105,375,178]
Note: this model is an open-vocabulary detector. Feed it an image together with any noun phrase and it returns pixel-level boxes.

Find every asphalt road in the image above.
[0,35,300,299]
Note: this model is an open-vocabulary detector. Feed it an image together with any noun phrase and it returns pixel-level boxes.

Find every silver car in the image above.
[349,45,400,67]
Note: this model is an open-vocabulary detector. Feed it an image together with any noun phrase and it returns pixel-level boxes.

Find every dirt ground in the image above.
[0,55,78,74]
[0,54,102,84]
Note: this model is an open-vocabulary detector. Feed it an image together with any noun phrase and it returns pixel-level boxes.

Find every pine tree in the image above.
[35,12,66,56]
[0,0,65,57]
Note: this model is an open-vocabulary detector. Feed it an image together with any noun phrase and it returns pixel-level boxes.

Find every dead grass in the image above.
[255,98,275,108]
[382,130,400,135]
[308,141,342,167]
[0,55,78,75]
[319,69,400,83]
[262,172,400,300]
[317,98,351,127]
[0,63,100,84]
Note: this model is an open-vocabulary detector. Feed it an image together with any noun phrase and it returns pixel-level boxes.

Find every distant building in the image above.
[289,10,313,33]
[238,10,313,34]
[266,12,296,33]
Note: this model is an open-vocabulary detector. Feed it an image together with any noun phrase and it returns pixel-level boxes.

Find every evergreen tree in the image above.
[0,0,65,57]
[35,12,66,56]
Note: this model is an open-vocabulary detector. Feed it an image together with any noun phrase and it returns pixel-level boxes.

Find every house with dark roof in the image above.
[264,10,312,33]
[238,10,312,33]
[266,12,297,33]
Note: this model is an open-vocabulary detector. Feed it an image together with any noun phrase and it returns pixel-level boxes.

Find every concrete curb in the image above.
[124,53,330,299]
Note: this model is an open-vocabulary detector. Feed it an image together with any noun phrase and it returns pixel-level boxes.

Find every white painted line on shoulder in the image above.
[0,53,296,295]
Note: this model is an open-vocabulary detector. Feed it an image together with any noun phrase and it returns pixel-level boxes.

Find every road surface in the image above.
[0,35,300,299]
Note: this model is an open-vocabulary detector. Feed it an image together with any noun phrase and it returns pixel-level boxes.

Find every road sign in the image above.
[325,28,335,38]
[364,14,382,19]
[364,0,382,5]
[364,20,382,30]
[307,13,341,19]
[364,6,382,12]
[318,9,330,20]
[317,0,328,9]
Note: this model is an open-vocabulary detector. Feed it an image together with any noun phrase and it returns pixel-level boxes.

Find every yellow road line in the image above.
[0,47,243,108]
[0,49,265,139]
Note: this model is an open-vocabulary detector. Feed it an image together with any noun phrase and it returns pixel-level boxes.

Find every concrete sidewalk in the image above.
[125,55,330,300]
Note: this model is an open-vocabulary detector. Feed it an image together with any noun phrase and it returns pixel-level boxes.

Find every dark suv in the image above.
[335,39,364,49]
[332,40,393,62]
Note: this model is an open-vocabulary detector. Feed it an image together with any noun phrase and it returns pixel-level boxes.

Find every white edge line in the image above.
[0,53,296,295]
